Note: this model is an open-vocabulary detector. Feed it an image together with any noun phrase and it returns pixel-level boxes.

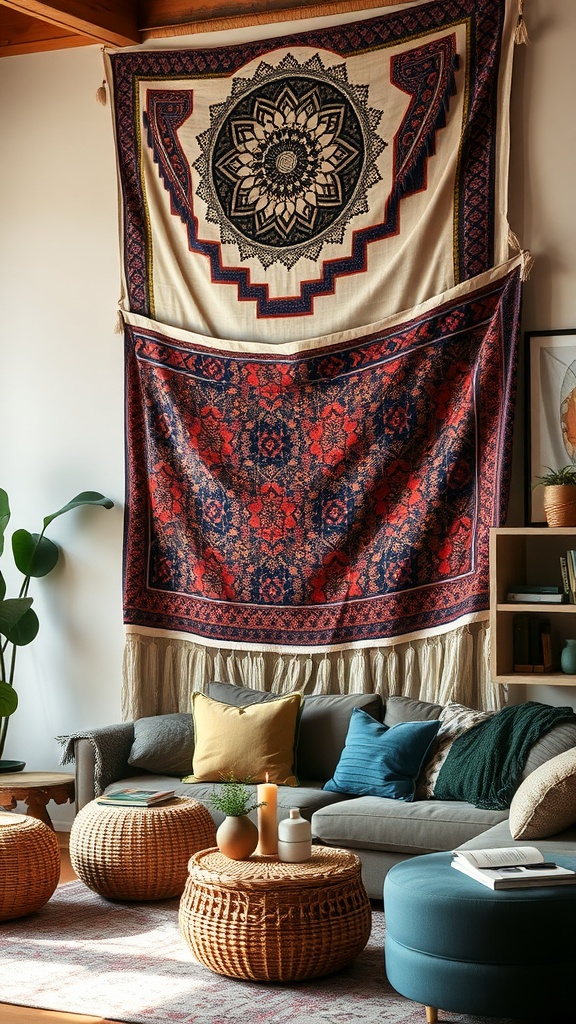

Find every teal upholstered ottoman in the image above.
[384,851,576,1022]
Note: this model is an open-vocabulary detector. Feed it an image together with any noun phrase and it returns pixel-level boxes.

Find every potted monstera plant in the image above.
[534,466,576,527]
[0,488,114,770]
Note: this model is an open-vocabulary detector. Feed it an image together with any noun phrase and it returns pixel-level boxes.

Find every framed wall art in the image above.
[526,329,576,525]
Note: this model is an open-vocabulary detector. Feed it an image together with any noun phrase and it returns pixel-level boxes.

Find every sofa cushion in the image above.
[206,681,383,782]
[522,720,576,779]
[127,713,194,776]
[509,748,576,840]
[383,695,442,726]
[190,691,301,785]
[323,709,440,801]
[312,796,507,854]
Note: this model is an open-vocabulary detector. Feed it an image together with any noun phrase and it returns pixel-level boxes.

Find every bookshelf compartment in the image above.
[490,527,576,685]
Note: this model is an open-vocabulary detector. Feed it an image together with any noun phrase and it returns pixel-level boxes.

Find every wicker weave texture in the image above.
[69,797,216,900]
[0,813,60,921]
[179,847,372,981]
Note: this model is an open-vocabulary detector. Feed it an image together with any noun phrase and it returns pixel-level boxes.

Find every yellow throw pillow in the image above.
[190,691,301,786]
[509,748,576,840]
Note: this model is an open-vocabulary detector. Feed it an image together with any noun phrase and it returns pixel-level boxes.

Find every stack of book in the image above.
[451,846,576,889]
[512,612,552,672]
[506,584,565,604]
[96,788,176,807]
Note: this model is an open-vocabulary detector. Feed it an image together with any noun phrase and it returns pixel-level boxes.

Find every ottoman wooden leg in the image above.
[425,1008,438,1023]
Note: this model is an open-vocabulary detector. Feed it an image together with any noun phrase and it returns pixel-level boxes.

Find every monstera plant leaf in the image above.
[0,680,18,717]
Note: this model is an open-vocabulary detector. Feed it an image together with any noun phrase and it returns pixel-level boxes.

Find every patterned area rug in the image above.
[0,881,545,1024]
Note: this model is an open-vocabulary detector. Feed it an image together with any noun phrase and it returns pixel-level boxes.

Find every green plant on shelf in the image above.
[533,465,576,488]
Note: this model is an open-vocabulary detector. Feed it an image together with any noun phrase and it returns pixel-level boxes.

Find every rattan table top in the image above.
[188,845,361,889]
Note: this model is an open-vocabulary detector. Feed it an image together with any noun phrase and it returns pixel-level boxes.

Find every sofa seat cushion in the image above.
[457,817,576,856]
[101,776,346,826]
[311,796,507,855]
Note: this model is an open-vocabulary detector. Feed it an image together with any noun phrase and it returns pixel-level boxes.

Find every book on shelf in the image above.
[508,584,562,594]
[96,788,176,807]
[513,613,552,672]
[506,591,565,603]
[451,846,576,890]
[559,555,572,601]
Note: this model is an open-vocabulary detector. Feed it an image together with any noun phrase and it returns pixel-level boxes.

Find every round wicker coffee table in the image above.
[179,846,371,981]
[70,797,216,901]
[0,811,60,920]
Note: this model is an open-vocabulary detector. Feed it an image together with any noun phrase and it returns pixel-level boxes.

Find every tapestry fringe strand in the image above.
[121,622,503,720]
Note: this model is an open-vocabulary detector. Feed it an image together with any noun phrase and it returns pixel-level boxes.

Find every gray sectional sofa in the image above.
[60,683,576,899]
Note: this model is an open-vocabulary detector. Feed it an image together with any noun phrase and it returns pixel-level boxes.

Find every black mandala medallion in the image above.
[195,54,386,269]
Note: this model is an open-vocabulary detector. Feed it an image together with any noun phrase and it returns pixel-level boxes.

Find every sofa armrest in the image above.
[56,722,136,810]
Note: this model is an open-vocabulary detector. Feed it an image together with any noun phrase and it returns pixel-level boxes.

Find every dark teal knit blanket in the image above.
[433,702,576,809]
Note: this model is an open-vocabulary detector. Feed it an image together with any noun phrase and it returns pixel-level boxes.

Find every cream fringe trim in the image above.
[122,621,504,719]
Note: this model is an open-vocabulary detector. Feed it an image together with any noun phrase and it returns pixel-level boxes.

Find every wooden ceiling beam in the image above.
[0,1,140,47]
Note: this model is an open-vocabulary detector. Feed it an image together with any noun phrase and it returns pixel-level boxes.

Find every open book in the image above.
[451,846,576,890]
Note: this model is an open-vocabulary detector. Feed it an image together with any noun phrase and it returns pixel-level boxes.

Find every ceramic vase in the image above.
[278,808,312,863]
[561,638,576,674]
[216,814,258,860]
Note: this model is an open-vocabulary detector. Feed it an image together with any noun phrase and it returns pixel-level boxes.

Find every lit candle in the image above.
[257,773,278,856]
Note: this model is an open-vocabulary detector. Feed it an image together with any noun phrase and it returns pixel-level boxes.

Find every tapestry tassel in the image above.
[115,310,124,334]
[515,0,529,44]
[96,79,107,106]
[508,227,534,281]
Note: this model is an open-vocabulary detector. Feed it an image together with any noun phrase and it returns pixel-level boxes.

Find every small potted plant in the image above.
[533,466,576,527]
[210,776,264,860]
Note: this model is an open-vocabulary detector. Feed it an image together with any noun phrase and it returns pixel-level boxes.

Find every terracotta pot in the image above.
[542,485,576,527]
[216,815,258,860]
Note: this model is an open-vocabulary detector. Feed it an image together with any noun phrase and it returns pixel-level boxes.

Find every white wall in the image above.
[0,46,125,825]
[1,0,576,827]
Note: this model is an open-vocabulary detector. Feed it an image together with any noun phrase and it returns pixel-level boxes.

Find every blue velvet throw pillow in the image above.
[323,709,441,801]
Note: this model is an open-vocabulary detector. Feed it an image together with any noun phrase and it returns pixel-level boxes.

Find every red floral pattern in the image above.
[123,265,521,646]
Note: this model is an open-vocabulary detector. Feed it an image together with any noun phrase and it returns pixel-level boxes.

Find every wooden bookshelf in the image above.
[490,527,576,686]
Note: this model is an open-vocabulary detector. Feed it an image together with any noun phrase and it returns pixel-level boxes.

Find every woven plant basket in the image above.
[0,812,60,921]
[542,485,576,527]
[69,797,216,901]
[179,846,372,981]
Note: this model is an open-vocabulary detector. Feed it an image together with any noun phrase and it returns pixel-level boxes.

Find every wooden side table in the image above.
[0,771,75,829]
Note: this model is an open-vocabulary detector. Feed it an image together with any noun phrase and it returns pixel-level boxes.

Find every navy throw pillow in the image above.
[323,708,440,801]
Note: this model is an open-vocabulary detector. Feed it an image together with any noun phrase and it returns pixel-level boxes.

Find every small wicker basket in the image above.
[179,846,372,981]
[0,812,60,920]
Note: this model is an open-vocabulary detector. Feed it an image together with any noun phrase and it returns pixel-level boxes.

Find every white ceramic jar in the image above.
[277,808,312,862]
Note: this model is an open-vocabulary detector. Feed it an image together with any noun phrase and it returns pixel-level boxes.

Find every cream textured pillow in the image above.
[509,748,576,840]
[418,701,493,798]
[190,691,301,786]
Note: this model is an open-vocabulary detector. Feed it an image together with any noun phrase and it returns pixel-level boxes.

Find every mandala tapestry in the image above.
[106,0,518,344]
[121,255,521,711]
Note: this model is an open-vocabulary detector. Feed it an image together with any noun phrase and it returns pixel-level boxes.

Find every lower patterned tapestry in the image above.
[121,257,522,715]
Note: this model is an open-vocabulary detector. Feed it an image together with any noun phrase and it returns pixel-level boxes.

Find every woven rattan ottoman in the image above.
[70,797,216,901]
[0,811,60,920]
[179,846,372,981]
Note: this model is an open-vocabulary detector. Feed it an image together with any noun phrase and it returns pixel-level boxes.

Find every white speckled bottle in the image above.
[277,808,312,863]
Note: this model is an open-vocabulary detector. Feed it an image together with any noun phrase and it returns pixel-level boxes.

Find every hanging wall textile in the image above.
[106,0,517,343]
[122,256,521,655]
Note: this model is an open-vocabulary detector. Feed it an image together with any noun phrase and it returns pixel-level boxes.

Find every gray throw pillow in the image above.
[128,713,194,776]
[522,721,576,780]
